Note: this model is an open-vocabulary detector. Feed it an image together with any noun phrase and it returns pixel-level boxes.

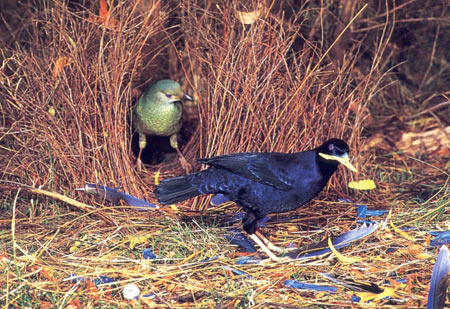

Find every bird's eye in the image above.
[165,93,172,98]
[328,144,334,151]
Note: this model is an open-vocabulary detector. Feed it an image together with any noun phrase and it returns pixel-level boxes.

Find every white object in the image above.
[123,283,140,300]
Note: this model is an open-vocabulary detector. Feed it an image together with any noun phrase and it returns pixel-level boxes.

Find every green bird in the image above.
[133,79,193,172]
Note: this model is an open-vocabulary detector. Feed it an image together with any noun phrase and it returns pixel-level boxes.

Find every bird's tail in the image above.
[154,174,200,205]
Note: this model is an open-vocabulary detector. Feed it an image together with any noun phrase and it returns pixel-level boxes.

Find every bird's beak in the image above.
[183,93,193,101]
[318,152,357,172]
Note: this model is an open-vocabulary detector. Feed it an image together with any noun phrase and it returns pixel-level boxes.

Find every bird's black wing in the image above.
[197,153,299,191]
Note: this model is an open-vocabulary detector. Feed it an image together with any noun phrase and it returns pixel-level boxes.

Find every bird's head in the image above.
[152,79,193,104]
[317,138,357,172]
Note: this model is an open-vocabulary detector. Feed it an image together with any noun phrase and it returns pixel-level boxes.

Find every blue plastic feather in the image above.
[427,245,450,309]
[430,231,450,247]
[224,266,253,279]
[356,204,387,218]
[143,248,157,259]
[284,280,337,293]
[77,183,157,209]
[289,222,378,259]
[225,229,257,253]
[94,275,115,287]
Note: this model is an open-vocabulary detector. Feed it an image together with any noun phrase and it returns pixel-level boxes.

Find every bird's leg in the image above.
[136,133,147,172]
[169,134,191,173]
[255,231,297,254]
[248,233,281,261]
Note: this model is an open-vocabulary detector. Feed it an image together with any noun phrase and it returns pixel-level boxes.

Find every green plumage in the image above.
[134,80,184,137]
[133,79,193,172]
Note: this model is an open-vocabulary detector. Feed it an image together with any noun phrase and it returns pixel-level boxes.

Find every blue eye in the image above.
[165,93,172,98]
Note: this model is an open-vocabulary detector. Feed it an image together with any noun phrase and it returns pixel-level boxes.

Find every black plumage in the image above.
[154,138,356,259]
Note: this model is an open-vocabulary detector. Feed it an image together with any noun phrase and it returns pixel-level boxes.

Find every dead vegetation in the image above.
[0,0,449,307]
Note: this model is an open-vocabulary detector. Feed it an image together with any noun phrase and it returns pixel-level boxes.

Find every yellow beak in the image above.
[318,152,357,172]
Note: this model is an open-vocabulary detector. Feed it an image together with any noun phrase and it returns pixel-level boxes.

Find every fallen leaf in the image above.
[235,3,265,24]
[127,235,149,249]
[328,237,362,264]
[48,107,56,117]
[356,286,403,303]
[348,180,376,190]
[388,210,415,241]
[154,171,160,185]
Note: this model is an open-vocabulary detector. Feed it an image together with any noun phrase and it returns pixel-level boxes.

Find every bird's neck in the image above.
[316,155,339,178]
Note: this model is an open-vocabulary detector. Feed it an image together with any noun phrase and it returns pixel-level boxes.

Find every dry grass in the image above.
[0,0,449,307]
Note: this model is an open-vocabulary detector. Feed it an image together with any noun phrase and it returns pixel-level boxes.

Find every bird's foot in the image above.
[255,231,297,254]
[179,155,192,174]
[260,255,293,264]
[266,243,298,254]
[248,233,294,262]
[135,158,143,173]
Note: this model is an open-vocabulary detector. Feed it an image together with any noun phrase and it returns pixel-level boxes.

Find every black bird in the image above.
[154,138,357,260]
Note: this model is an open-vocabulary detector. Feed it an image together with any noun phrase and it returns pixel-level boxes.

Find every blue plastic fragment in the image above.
[356,204,387,218]
[356,220,379,225]
[386,247,397,253]
[385,278,408,285]
[352,295,361,302]
[94,275,115,287]
[400,226,417,231]
[142,292,156,298]
[357,205,368,218]
[429,231,450,247]
[224,266,253,279]
[284,280,337,293]
[67,274,85,283]
[225,229,257,253]
[236,257,263,265]
[427,245,450,309]
[143,248,157,259]
[200,256,219,263]
[365,209,387,216]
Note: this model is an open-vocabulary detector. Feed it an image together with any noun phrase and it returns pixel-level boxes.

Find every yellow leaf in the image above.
[348,179,376,190]
[170,204,178,211]
[65,34,77,50]
[328,237,362,264]
[388,210,415,241]
[154,171,160,185]
[127,235,148,249]
[356,286,404,303]
[48,107,56,117]
[235,3,265,24]
[69,235,87,253]
[69,241,81,253]
[415,252,433,259]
